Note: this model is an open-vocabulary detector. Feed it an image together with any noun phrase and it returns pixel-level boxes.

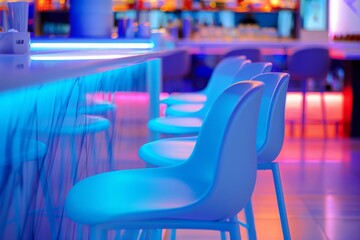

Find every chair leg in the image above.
[301,91,306,137]
[90,226,107,240]
[104,130,113,169]
[271,163,291,240]
[229,218,241,240]
[122,229,142,240]
[244,200,257,240]
[76,224,83,240]
[320,91,328,137]
[70,136,78,182]
[170,229,177,240]
[220,231,227,240]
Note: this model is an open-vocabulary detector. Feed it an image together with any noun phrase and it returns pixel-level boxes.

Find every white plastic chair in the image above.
[160,56,249,106]
[65,81,265,240]
[139,72,291,240]
[148,62,272,135]
[165,62,273,117]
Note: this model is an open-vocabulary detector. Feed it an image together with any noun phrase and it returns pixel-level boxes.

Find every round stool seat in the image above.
[161,93,207,105]
[79,101,117,115]
[138,137,196,167]
[147,117,203,135]
[0,138,47,167]
[37,115,111,135]
[165,103,204,117]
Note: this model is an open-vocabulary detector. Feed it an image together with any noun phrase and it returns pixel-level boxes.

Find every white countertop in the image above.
[0,48,178,92]
[177,38,360,59]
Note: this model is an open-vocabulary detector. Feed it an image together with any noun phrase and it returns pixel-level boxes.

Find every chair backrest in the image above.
[204,56,250,95]
[180,81,264,220]
[287,47,330,80]
[233,62,272,81]
[200,62,272,117]
[251,72,290,163]
[224,48,262,62]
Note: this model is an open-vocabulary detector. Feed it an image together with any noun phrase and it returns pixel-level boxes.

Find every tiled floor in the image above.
[167,137,360,240]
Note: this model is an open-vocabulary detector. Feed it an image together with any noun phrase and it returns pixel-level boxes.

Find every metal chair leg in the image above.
[220,231,227,240]
[271,163,291,240]
[244,200,257,240]
[229,217,241,240]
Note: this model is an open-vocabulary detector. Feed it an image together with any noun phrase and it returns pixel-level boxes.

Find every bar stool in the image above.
[287,47,330,136]
[33,114,111,182]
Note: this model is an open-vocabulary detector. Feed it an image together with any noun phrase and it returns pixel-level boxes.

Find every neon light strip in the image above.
[31,42,155,50]
[30,54,134,61]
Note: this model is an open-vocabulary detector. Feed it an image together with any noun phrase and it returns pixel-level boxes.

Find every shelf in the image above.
[36,7,297,13]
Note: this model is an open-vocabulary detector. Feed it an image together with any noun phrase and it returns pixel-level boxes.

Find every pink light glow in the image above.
[89,91,344,120]
[285,92,344,123]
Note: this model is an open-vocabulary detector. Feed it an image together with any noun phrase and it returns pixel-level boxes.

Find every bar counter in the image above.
[177,38,360,56]
[0,47,177,239]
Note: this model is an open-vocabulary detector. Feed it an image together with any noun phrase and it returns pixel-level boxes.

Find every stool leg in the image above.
[170,229,177,240]
[90,133,98,171]
[105,130,113,169]
[76,224,83,240]
[244,200,257,240]
[301,85,306,137]
[220,231,227,240]
[320,91,328,137]
[271,163,291,240]
[90,226,107,240]
[70,136,78,182]
[229,217,241,240]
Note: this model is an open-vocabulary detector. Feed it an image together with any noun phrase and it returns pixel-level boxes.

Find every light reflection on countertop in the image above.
[0,48,178,92]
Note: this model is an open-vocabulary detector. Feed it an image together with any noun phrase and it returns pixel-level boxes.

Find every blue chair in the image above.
[65,81,265,240]
[161,56,249,105]
[287,47,330,136]
[139,72,291,240]
[148,63,272,135]
[165,62,273,117]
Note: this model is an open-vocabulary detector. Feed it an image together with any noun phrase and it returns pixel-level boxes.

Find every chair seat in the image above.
[147,117,203,134]
[0,139,47,167]
[161,93,207,105]
[65,167,207,225]
[139,137,197,167]
[79,101,117,115]
[36,115,110,135]
[165,104,204,117]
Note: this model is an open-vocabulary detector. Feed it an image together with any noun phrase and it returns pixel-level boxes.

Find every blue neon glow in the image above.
[30,54,135,61]
[31,42,155,50]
